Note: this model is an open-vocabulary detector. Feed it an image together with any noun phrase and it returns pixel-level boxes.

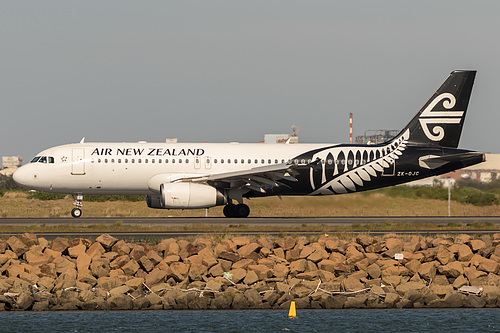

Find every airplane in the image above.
[13,70,485,218]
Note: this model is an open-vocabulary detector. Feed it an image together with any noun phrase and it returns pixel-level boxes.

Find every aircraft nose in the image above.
[12,166,27,186]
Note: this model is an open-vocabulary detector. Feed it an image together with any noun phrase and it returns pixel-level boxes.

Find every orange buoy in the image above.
[288,301,296,318]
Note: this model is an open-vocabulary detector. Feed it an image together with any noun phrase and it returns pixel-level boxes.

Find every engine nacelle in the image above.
[146,195,164,209]
[146,183,226,209]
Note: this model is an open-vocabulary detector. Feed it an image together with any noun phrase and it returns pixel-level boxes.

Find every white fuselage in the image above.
[13,142,335,195]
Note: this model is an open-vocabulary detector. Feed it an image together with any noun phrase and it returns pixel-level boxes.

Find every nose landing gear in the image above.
[71,194,83,218]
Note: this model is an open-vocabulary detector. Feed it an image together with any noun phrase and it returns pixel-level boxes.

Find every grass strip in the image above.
[0,222,497,235]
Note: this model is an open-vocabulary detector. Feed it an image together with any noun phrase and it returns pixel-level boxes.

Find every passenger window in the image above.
[179,159,182,164]
[98,159,101,163]
[254,159,258,164]
[172,159,175,163]
[214,159,217,163]
[228,159,231,164]
[111,159,115,163]
[138,159,142,163]
[152,159,155,163]
[261,159,264,164]
[221,159,224,164]
[248,159,251,164]
[125,159,128,163]
[275,159,278,164]
[158,159,162,164]
[145,159,148,163]
[268,159,271,164]
[105,159,108,163]
[234,159,238,164]
[241,159,244,164]
[131,159,135,163]
[186,159,189,163]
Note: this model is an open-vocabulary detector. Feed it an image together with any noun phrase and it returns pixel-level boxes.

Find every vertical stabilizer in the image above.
[396,70,476,148]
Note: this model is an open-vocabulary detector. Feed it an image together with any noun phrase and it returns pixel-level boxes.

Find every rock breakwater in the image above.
[0,232,499,311]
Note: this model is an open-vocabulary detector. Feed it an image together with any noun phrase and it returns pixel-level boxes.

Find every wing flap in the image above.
[177,162,302,195]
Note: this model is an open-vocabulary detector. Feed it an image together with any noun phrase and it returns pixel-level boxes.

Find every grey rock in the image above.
[132,297,150,310]
[464,295,486,308]
[108,294,133,310]
[232,292,249,309]
[320,295,346,309]
[16,291,34,310]
[32,300,50,311]
[212,291,232,310]
[244,288,262,307]
[344,294,368,308]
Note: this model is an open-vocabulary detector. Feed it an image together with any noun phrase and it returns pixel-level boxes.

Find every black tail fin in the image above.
[395,70,476,148]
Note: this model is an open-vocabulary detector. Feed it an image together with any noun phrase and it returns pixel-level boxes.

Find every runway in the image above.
[1,216,500,226]
[0,216,499,240]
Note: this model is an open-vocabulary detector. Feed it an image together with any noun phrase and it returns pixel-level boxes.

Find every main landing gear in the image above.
[223,203,250,218]
[71,194,83,218]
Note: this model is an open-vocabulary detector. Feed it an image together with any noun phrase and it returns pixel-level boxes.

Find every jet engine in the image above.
[146,182,226,209]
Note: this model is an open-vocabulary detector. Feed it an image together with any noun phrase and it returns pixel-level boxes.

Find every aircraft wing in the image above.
[179,162,306,194]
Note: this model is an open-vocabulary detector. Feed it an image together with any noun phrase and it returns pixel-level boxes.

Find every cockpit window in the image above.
[30,156,55,164]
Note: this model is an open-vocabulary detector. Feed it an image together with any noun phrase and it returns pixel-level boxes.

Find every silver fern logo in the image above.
[419,93,464,141]
[309,129,410,195]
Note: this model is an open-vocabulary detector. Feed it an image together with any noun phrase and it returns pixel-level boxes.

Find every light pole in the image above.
[447,177,452,217]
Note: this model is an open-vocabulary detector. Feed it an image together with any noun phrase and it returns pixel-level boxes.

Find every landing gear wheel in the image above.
[71,208,82,218]
[234,204,250,218]
[223,203,250,218]
[223,204,237,217]
[71,194,84,218]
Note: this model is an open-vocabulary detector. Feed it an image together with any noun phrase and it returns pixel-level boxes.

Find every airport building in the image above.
[443,153,500,183]
[0,156,22,176]
[263,134,299,144]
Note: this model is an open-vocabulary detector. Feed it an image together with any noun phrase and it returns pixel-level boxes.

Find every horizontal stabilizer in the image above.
[418,152,485,169]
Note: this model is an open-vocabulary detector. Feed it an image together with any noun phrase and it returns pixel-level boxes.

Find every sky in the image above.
[1,1,499,164]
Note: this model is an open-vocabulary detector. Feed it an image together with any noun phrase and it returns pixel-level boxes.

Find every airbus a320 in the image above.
[13,70,485,218]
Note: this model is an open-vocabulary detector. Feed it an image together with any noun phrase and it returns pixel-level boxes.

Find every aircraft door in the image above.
[205,156,212,169]
[71,148,86,175]
[194,156,201,169]
[382,160,395,176]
